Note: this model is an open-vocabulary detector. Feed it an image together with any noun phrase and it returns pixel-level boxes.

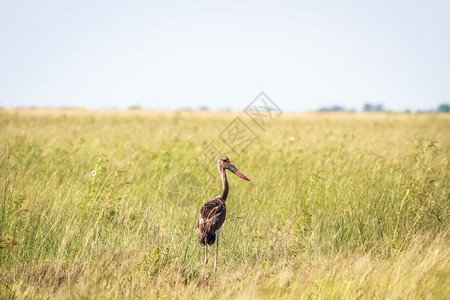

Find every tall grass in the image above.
[0,109,448,298]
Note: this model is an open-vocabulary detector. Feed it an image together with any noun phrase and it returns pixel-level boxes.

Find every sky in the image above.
[0,0,449,112]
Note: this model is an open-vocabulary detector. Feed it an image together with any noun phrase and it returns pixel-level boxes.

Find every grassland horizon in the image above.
[0,109,448,299]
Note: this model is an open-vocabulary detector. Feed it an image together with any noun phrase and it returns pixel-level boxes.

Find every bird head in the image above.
[217,157,250,181]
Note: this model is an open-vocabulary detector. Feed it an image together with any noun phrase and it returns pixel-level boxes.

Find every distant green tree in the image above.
[319,105,345,112]
[437,103,449,113]
[363,103,384,112]
[363,103,373,112]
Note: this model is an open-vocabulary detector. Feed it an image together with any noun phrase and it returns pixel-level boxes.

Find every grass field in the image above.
[0,109,449,299]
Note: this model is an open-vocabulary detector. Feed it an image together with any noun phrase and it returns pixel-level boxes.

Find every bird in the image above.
[198,157,250,279]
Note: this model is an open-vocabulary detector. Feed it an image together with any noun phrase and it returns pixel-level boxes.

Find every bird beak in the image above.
[228,164,250,181]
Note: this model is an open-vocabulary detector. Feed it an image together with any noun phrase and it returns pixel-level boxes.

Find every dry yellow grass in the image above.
[0,109,449,299]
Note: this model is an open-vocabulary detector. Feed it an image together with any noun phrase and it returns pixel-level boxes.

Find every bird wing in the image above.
[198,198,226,245]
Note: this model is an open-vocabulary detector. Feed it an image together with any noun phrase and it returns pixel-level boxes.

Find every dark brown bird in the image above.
[198,157,250,278]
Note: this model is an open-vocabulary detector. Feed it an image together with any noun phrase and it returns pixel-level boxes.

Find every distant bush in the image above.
[318,105,346,112]
[437,103,449,113]
[363,103,384,112]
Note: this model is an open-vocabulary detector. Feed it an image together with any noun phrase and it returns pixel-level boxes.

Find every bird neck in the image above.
[219,167,229,201]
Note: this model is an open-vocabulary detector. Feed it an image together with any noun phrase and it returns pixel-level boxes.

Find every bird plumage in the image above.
[198,197,226,246]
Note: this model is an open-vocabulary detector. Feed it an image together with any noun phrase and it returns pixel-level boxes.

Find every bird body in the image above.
[198,157,250,279]
[198,196,226,246]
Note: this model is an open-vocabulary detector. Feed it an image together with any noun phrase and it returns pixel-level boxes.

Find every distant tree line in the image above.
[318,105,347,112]
[318,103,449,113]
[363,103,384,112]
[437,103,450,113]
[125,103,450,112]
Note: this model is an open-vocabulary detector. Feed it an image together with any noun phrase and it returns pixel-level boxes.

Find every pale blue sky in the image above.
[1,0,449,111]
